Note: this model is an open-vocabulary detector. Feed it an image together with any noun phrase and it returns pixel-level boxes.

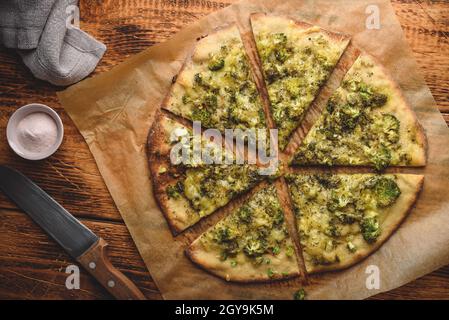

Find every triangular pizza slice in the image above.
[163,24,267,133]
[285,173,423,273]
[250,13,350,149]
[148,113,264,234]
[186,185,300,282]
[291,54,427,170]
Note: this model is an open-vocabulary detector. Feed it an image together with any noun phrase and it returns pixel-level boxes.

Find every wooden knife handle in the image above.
[77,238,146,300]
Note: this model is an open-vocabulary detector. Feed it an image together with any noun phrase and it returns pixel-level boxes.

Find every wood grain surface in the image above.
[0,0,448,300]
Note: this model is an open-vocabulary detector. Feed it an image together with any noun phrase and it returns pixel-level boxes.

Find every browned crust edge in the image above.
[147,111,186,235]
[185,242,300,283]
[307,175,424,274]
[249,12,351,48]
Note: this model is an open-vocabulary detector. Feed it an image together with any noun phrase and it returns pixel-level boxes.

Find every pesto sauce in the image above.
[286,174,401,266]
[255,32,343,149]
[200,186,295,265]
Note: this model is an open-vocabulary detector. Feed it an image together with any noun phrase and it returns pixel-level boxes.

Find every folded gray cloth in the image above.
[0,0,106,86]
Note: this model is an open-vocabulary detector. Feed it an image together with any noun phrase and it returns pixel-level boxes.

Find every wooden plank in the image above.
[0,106,122,221]
[0,208,448,299]
[392,0,449,113]
[372,267,449,299]
[0,209,161,300]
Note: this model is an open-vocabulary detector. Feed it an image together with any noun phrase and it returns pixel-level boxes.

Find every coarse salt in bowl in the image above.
[6,103,64,161]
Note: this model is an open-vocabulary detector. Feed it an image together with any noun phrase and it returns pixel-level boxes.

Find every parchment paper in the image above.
[58,0,449,299]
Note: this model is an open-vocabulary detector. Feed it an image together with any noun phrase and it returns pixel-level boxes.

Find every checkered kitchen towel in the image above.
[0,0,106,86]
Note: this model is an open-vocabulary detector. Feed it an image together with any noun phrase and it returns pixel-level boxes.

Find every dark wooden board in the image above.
[0,0,448,299]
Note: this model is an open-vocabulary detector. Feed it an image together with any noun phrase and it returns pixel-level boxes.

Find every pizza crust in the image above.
[250,13,351,44]
[186,240,300,283]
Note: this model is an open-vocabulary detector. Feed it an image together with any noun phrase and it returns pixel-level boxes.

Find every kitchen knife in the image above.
[0,165,145,300]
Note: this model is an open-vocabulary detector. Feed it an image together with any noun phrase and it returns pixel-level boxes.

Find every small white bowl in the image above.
[6,103,64,161]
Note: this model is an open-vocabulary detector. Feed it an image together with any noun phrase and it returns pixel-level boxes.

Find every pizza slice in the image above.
[291,54,427,170]
[148,113,264,234]
[186,185,300,282]
[163,24,267,134]
[285,173,423,273]
[250,13,350,149]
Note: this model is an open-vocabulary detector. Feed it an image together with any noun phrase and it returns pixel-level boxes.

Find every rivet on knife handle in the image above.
[77,238,146,300]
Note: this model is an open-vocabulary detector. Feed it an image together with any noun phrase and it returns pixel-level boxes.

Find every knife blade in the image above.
[0,165,145,300]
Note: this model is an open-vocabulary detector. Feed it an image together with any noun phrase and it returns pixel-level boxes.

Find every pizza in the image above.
[285,173,423,273]
[147,14,427,284]
[187,185,300,282]
[148,113,263,234]
[163,24,267,134]
[291,54,427,170]
[251,13,350,149]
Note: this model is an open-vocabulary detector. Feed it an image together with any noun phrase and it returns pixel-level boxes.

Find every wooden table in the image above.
[0,0,448,300]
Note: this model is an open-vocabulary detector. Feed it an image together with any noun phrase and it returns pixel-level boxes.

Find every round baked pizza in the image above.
[147,14,426,283]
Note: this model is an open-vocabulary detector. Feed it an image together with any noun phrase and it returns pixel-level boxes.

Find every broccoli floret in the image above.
[182,94,190,105]
[273,33,288,47]
[237,206,252,223]
[285,245,295,258]
[265,66,282,84]
[361,216,380,243]
[382,114,400,144]
[213,227,232,243]
[191,107,212,126]
[370,145,392,171]
[344,79,387,108]
[194,73,203,85]
[293,288,306,300]
[337,104,362,132]
[208,56,225,71]
[373,177,401,207]
[272,246,280,255]
[284,77,303,98]
[316,174,340,189]
[272,209,284,226]
[243,238,267,257]
[326,93,342,113]
[166,181,183,199]
[203,93,218,109]
[334,210,361,224]
[213,226,239,260]
[369,92,388,108]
